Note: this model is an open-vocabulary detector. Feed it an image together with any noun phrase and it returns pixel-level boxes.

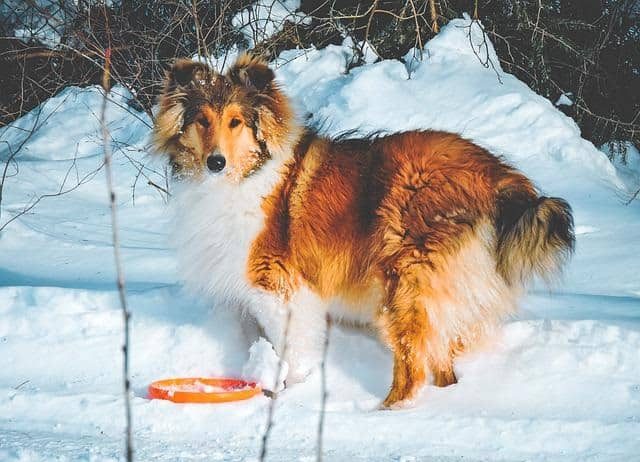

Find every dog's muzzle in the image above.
[207,154,226,173]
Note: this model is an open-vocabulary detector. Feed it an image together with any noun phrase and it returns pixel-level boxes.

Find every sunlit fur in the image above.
[153,54,575,408]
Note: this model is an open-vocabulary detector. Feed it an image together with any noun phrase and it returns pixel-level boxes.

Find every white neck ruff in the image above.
[170,157,288,306]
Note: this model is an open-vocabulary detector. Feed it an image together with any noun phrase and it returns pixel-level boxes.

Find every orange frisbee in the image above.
[148,377,261,403]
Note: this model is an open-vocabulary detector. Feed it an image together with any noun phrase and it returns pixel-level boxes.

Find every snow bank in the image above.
[0,85,146,161]
[1,17,639,461]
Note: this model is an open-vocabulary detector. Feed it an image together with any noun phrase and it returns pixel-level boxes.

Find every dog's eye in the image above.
[197,117,210,128]
[229,118,241,129]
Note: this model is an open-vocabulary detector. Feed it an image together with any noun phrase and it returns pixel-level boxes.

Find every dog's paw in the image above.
[242,337,289,393]
[378,396,417,411]
[284,364,313,386]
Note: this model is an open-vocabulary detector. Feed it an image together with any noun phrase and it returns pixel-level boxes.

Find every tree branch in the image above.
[100,45,133,462]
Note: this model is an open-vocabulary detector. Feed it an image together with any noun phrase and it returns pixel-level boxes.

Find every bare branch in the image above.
[258,306,292,462]
[100,46,133,462]
[316,313,332,462]
[428,0,439,33]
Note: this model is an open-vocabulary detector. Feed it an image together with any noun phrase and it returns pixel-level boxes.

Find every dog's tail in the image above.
[495,192,575,286]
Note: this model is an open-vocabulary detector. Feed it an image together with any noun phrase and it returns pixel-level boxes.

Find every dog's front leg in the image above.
[250,287,328,386]
[246,205,327,385]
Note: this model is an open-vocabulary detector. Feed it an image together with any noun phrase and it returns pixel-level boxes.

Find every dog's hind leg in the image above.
[432,360,458,388]
[377,266,430,408]
[378,267,462,407]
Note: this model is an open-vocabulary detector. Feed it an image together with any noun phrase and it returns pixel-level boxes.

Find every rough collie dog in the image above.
[153,54,574,408]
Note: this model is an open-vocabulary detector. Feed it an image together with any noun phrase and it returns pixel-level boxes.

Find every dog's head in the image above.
[153,54,298,181]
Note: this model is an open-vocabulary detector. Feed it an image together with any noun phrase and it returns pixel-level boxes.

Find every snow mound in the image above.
[0,85,147,161]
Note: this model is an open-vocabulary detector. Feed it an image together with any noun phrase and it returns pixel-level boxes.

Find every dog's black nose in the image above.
[206,154,226,172]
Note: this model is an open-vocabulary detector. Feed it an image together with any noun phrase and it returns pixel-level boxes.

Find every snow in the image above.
[604,142,640,193]
[155,381,251,395]
[556,93,574,107]
[1,17,639,461]
[341,37,380,65]
[242,338,288,393]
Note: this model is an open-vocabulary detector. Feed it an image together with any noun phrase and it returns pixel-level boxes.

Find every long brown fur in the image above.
[154,54,575,407]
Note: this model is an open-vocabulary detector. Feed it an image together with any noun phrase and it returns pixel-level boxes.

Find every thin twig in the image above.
[100,46,133,462]
[316,313,331,462]
[147,180,171,197]
[259,306,292,462]
[0,154,104,233]
[408,0,425,53]
[191,0,209,58]
[14,380,30,390]
[460,20,503,84]
[427,0,439,33]
[625,186,640,205]
[363,0,380,49]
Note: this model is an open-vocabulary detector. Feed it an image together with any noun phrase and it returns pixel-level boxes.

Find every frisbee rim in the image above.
[148,377,261,403]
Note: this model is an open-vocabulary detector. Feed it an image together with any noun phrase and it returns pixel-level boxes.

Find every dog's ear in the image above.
[226,54,274,92]
[165,59,211,92]
[154,59,210,153]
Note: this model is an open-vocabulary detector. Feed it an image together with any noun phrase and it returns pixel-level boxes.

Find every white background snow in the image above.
[1,17,639,462]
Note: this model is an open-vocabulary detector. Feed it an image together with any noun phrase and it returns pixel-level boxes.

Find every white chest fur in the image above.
[170,160,329,380]
[170,160,285,309]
